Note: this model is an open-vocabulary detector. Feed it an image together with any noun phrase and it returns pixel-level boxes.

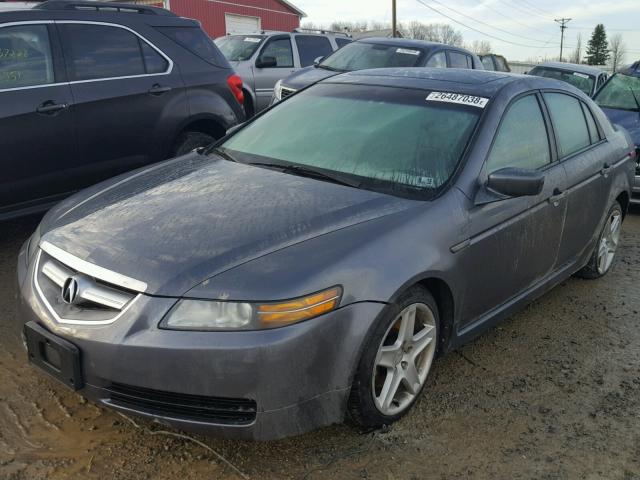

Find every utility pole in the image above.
[392,0,397,38]
[555,18,571,62]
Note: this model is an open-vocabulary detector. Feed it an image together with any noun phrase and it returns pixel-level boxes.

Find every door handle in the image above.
[549,188,566,207]
[600,163,611,177]
[36,101,68,115]
[148,84,172,95]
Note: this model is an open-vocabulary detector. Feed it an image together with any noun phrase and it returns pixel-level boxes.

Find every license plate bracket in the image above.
[24,321,84,390]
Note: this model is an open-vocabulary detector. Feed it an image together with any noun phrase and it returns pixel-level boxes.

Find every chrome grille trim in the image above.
[34,250,141,326]
[40,241,147,293]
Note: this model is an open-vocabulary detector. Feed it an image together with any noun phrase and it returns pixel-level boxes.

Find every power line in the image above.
[427,0,563,46]
[519,0,555,19]
[414,0,561,49]
[474,1,557,36]
[494,0,553,21]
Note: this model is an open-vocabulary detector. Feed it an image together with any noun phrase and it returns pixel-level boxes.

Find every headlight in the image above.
[27,224,41,260]
[273,79,283,101]
[160,286,342,331]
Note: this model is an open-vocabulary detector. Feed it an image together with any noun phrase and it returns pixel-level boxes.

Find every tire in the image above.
[347,285,440,429]
[576,201,623,279]
[172,131,216,157]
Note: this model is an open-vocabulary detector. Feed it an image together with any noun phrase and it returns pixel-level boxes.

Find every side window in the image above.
[335,37,352,48]
[0,24,54,89]
[157,26,225,67]
[544,92,591,157]
[258,37,293,68]
[60,24,149,81]
[295,35,333,67]
[448,51,472,69]
[481,56,494,70]
[140,41,169,74]
[425,51,446,68]
[581,103,601,143]
[487,95,551,172]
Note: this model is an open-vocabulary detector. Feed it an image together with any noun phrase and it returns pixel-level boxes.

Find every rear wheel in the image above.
[576,202,622,279]
[172,131,216,157]
[348,286,439,428]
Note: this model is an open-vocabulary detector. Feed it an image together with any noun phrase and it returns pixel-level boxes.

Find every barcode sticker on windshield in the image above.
[244,37,261,43]
[573,72,589,79]
[426,91,489,108]
[396,48,420,56]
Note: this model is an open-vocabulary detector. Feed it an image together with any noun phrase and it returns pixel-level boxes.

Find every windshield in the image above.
[220,84,481,198]
[320,42,425,71]
[529,66,595,95]
[214,35,265,61]
[595,73,640,111]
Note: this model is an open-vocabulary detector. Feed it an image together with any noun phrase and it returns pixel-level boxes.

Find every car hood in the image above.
[601,107,640,145]
[40,154,412,296]
[281,66,339,90]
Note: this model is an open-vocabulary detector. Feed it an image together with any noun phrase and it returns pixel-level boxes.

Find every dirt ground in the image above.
[1,211,639,480]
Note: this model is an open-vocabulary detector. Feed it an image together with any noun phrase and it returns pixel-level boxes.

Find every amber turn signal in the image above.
[257,286,342,326]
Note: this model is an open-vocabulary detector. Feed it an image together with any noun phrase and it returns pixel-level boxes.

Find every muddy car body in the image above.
[17,69,634,440]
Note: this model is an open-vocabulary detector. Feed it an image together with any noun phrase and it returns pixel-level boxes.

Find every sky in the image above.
[293,0,640,62]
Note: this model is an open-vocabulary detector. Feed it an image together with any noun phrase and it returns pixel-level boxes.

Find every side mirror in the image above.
[256,56,277,68]
[523,70,529,75]
[487,167,545,198]
[313,56,324,66]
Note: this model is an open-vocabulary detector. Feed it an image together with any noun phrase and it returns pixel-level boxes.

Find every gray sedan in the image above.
[17,69,635,440]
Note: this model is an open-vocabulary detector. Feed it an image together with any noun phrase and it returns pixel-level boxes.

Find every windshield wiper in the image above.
[248,162,361,188]
[209,147,238,162]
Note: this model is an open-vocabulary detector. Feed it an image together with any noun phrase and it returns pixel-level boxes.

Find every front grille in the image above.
[34,245,140,325]
[280,86,296,99]
[108,383,257,425]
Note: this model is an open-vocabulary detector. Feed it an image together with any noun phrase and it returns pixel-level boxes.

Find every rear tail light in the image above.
[227,74,244,105]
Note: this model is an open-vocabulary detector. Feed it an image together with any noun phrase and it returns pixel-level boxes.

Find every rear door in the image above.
[57,21,186,184]
[458,93,568,327]
[253,35,295,111]
[543,92,611,266]
[0,22,76,214]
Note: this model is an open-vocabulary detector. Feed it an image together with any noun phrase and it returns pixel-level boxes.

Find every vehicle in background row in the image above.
[479,53,510,72]
[271,38,483,104]
[594,61,640,203]
[215,29,351,117]
[528,62,607,97]
[0,0,244,221]
[18,69,634,440]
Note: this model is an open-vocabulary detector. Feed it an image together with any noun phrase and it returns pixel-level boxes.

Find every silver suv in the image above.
[215,29,351,117]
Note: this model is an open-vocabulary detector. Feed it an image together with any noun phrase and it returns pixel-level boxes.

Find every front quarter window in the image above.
[220,85,482,198]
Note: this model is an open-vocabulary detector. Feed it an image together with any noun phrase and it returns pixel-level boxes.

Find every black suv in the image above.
[0,0,244,220]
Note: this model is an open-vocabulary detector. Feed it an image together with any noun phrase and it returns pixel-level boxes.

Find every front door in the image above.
[457,93,568,327]
[57,21,186,186]
[0,23,76,215]
[253,35,295,111]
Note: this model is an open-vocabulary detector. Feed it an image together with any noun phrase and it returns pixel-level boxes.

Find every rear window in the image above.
[529,66,595,96]
[158,26,228,67]
[321,42,425,72]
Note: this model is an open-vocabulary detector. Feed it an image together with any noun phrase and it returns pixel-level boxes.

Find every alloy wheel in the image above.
[597,210,622,275]
[372,303,437,416]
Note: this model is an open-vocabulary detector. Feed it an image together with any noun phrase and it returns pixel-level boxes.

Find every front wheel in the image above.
[348,286,439,428]
[576,201,622,279]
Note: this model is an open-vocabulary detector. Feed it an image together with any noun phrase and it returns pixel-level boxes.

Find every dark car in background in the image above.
[271,38,483,104]
[0,0,244,221]
[18,69,633,440]
[215,29,351,116]
[528,61,607,96]
[594,61,640,203]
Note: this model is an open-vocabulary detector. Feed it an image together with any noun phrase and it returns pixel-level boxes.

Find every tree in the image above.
[585,24,609,65]
[470,40,492,55]
[608,33,626,72]
[569,33,582,64]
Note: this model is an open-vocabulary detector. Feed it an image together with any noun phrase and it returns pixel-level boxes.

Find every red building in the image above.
[164,0,305,38]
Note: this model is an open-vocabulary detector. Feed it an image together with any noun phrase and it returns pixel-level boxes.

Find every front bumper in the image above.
[16,245,384,440]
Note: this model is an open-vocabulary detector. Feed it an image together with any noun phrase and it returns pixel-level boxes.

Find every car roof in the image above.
[534,61,604,76]
[618,61,640,77]
[358,37,470,53]
[324,67,581,98]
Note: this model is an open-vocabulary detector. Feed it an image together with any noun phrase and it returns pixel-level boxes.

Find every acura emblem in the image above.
[62,276,80,305]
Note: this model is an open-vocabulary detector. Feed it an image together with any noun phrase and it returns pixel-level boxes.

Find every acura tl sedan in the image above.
[17,69,634,440]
